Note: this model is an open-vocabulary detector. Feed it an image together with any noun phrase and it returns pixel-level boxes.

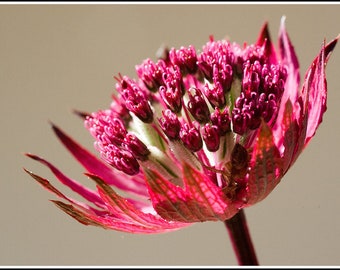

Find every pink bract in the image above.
[25,18,338,233]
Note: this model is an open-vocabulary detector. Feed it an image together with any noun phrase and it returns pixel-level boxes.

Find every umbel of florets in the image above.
[25,18,338,232]
[86,33,288,181]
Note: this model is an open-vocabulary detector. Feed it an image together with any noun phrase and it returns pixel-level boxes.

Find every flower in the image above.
[25,17,338,234]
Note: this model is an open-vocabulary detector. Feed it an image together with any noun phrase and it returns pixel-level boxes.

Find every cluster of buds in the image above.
[86,32,288,184]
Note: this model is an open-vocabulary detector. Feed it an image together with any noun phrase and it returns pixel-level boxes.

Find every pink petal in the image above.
[273,16,301,153]
[87,173,190,231]
[51,200,183,233]
[287,36,339,164]
[301,37,339,145]
[52,200,107,227]
[25,154,105,208]
[256,21,277,63]
[51,123,149,198]
[25,168,188,233]
[24,168,105,215]
[277,16,301,120]
[278,16,300,89]
[280,100,300,173]
[143,168,198,222]
[143,164,239,222]
[182,163,239,220]
[245,120,284,205]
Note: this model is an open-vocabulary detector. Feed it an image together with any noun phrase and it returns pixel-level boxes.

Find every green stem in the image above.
[224,209,259,265]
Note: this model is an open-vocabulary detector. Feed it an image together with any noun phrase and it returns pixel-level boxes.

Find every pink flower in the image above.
[25,18,338,234]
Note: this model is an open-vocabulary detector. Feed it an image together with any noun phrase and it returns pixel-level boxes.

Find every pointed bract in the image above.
[256,21,277,64]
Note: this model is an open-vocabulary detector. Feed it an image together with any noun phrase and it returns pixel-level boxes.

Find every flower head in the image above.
[25,18,338,233]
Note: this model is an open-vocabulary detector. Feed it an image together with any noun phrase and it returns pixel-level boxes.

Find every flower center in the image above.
[85,36,287,179]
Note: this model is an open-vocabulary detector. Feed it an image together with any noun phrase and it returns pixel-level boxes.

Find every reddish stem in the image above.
[224,209,259,265]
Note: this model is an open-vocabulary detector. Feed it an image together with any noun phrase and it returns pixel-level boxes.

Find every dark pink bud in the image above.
[159,85,182,113]
[201,123,220,152]
[197,56,213,81]
[203,82,226,108]
[123,133,150,161]
[159,66,184,113]
[158,109,181,140]
[231,109,250,135]
[242,60,261,94]
[210,108,231,136]
[212,61,233,92]
[179,121,203,152]
[187,87,210,123]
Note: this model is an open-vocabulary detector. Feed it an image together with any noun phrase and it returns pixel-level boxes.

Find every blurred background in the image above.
[1,3,339,266]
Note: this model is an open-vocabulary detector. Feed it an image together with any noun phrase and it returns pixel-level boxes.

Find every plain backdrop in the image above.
[1,3,340,266]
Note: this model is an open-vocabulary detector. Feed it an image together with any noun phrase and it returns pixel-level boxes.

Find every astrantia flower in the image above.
[25,18,338,242]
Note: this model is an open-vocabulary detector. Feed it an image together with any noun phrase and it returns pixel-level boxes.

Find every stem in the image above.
[224,209,259,265]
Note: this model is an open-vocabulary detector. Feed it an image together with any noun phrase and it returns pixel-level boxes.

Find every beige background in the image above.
[1,3,339,266]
